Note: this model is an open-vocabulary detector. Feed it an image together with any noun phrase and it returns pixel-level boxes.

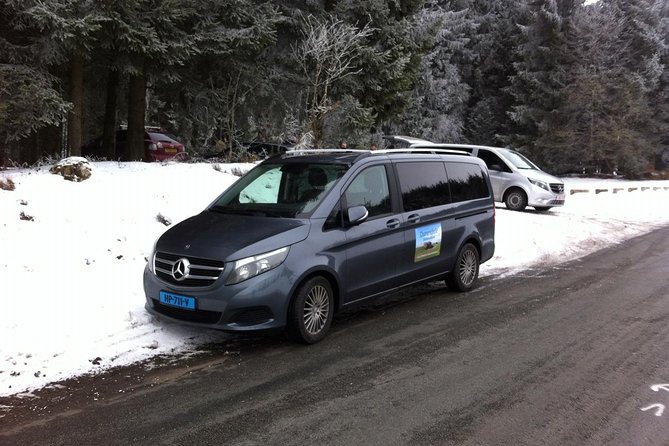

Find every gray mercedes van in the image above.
[143,149,495,343]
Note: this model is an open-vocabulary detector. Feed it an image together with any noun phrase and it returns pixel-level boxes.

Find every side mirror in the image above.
[489,164,503,171]
[346,205,368,226]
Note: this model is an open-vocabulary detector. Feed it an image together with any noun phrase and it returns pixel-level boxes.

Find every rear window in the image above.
[396,162,450,211]
[148,132,179,142]
[447,163,490,203]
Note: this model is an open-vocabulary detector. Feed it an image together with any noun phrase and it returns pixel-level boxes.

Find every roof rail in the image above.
[279,148,470,157]
[283,149,369,156]
[382,135,434,145]
[373,148,471,156]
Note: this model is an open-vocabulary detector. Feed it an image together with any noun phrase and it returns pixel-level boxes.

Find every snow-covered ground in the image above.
[1,160,668,398]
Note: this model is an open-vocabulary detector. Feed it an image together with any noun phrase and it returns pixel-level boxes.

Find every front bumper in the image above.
[527,189,565,207]
[143,264,292,332]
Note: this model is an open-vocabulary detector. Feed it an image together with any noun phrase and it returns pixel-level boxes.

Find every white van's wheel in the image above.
[446,243,480,292]
[286,276,334,344]
[504,188,527,211]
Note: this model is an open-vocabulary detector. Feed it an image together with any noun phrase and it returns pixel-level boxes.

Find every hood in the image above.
[157,211,310,261]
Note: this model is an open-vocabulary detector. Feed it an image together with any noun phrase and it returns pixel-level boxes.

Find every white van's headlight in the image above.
[226,247,289,285]
[528,178,550,192]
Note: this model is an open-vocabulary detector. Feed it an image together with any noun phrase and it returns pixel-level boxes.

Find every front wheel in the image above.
[446,243,480,292]
[504,188,527,211]
[286,276,334,344]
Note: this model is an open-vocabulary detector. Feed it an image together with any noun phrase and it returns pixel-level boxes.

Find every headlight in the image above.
[226,247,289,285]
[528,178,550,192]
[147,239,158,273]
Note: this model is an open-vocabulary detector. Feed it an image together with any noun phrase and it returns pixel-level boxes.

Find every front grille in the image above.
[229,307,274,326]
[549,199,565,205]
[152,299,222,324]
[154,251,225,287]
[550,183,565,194]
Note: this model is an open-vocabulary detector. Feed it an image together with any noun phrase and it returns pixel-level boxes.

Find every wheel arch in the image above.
[459,236,482,262]
[502,185,528,202]
[286,268,342,320]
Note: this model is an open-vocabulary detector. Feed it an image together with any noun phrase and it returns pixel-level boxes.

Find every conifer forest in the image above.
[1,0,667,178]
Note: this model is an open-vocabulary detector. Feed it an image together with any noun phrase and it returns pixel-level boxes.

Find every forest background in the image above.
[1,0,667,178]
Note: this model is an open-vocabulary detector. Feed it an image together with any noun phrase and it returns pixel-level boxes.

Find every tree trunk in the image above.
[126,66,147,161]
[67,51,84,156]
[102,69,119,159]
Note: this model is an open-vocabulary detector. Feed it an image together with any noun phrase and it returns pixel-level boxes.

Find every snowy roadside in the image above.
[1,161,668,398]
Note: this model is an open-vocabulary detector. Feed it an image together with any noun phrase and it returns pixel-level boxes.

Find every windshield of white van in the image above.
[499,149,540,170]
[210,162,347,218]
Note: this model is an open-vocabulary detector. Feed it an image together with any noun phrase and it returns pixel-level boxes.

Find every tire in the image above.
[446,243,480,292]
[534,206,552,212]
[286,276,334,344]
[504,188,527,211]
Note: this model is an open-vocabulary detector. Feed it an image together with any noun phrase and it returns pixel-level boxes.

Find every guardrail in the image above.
[569,186,669,195]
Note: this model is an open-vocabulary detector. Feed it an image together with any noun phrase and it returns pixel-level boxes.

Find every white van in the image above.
[410,143,566,212]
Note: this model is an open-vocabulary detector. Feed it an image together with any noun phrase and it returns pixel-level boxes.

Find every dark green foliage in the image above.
[506,0,578,163]
[0,0,666,173]
[0,2,70,147]
[397,3,474,141]
[327,0,430,143]
[519,0,667,177]
[462,0,526,146]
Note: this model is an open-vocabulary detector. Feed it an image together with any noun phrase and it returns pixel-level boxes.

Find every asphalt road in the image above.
[2,226,669,446]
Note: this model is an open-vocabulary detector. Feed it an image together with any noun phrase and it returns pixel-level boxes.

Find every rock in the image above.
[156,213,172,226]
[50,157,92,182]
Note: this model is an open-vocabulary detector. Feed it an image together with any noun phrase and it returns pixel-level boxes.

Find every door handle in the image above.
[386,218,400,229]
[407,214,420,224]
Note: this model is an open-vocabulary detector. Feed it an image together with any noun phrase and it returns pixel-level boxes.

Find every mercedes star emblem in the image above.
[172,258,191,281]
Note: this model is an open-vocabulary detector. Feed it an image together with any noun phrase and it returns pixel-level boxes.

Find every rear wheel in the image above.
[446,243,480,292]
[504,188,527,211]
[286,276,334,344]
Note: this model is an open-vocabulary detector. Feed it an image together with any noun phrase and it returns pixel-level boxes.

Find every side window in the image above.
[447,163,490,203]
[344,165,391,219]
[396,162,450,211]
[477,150,511,173]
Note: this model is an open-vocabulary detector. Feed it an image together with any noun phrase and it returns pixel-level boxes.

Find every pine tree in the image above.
[461,0,526,146]
[506,0,578,167]
[397,3,473,142]
[536,0,666,177]
[18,0,105,156]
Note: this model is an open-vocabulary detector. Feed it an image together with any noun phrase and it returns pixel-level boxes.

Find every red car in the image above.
[83,127,186,161]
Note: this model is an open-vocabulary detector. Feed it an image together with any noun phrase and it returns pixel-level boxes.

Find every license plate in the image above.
[165,148,177,153]
[159,291,196,310]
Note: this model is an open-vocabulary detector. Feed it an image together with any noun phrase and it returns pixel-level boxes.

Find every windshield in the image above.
[210,162,348,218]
[499,149,540,170]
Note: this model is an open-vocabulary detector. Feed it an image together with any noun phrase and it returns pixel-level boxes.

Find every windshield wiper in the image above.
[209,206,256,216]
[210,206,289,218]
